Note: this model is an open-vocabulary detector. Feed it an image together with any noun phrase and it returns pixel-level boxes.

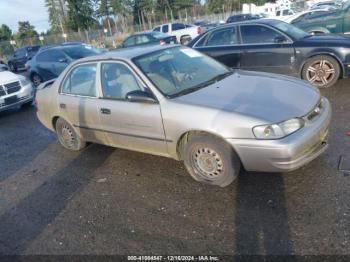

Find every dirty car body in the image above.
[36,45,331,186]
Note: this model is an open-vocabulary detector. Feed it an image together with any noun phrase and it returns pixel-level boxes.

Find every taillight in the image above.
[160,39,166,45]
[197,26,202,35]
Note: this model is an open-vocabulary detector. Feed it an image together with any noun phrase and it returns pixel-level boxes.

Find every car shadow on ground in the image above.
[0,106,55,183]
[233,170,295,255]
[0,144,114,254]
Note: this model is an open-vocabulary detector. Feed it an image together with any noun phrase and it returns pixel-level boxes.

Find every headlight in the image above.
[253,118,305,140]
[20,78,31,86]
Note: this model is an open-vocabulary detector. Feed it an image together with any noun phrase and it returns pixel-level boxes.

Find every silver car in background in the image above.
[36,45,331,187]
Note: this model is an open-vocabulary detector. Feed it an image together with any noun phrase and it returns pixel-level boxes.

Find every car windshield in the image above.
[271,20,309,39]
[133,46,231,98]
[62,45,102,59]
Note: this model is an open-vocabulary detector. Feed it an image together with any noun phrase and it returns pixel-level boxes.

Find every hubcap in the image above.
[193,147,223,179]
[61,124,75,148]
[306,60,335,87]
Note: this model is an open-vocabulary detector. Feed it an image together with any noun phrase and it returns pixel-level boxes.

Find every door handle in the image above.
[59,103,66,109]
[100,108,111,114]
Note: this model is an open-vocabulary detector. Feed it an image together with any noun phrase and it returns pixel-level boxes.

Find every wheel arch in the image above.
[300,52,344,79]
[175,130,237,161]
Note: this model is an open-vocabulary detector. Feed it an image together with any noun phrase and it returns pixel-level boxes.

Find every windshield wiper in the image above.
[170,70,234,98]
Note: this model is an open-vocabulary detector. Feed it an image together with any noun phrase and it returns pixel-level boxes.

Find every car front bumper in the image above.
[227,98,332,173]
[0,83,34,112]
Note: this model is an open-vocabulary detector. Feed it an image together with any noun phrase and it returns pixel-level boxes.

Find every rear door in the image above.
[97,61,168,156]
[58,62,106,143]
[193,26,240,68]
[239,24,296,75]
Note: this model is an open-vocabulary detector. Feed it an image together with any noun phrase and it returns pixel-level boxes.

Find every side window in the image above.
[240,25,282,44]
[62,63,97,97]
[153,26,160,32]
[172,23,185,31]
[123,37,135,47]
[36,50,66,62]
[206,27,237,46]
[101,63,142,100]
[135,35,150,45]
[162,24,169,33]
[276,10,281,16]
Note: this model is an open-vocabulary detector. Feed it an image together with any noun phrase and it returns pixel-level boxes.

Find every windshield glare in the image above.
[133,47,229,97]
[272,21,309,39]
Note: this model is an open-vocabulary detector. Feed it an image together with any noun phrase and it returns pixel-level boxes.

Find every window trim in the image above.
[59,62,99,98]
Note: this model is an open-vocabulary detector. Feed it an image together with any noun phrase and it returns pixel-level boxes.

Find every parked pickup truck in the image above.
[153,22,202,44]
[293,1,350,34]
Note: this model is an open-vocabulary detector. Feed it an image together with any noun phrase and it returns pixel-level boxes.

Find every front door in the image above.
[97,62,168,156]
[239,24,296,76]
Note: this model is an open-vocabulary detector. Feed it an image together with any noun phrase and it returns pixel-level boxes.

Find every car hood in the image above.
[0,71,21,84]
[174,70,320,123]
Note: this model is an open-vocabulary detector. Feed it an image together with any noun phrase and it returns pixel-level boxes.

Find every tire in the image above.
[9,62,16,72]
[183,134,241,187]
[55,118,86,151]
[31,73,42,87]
[302,55,340,88]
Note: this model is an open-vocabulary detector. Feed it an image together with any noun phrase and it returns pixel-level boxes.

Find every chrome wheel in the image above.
[192,147,224,179]
[306,60,335,87]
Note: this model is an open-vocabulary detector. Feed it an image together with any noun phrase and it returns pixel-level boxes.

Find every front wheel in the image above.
[302,55,340,88]
[183,134,241,187]
[55,118,86,151]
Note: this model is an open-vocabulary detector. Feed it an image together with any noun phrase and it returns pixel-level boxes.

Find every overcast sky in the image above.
[0,0,49,33]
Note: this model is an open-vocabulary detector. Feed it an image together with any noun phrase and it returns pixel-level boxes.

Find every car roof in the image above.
[76,44,180,63]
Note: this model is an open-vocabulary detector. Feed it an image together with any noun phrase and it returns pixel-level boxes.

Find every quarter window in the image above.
[206,27,237,46]
[240,25,283,44]
[101,63,142,100]
[123,36,135,47]
[62,63,97,97]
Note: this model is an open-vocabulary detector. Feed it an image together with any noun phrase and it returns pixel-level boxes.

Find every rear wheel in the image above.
[55,118,86,151]
[302,55,340,88]
[183,134,241,187]
[31,73,42,87]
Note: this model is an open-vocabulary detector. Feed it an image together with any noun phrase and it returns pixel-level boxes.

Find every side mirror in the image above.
[126,90,157,103]
[59,58,68,63]
[274,35,288,44]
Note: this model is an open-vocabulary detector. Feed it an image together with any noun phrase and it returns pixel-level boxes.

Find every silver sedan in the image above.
[36,45,331,187]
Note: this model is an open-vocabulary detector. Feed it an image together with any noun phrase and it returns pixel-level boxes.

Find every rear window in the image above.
[62,45,102,59]
[151,32,169,39]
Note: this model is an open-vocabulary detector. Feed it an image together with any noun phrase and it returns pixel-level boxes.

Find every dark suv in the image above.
[27,43,103,86]
[8,45,40,72]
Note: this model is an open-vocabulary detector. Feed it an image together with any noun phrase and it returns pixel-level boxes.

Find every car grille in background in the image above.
[0,81,21,97]
[0,95,28,107]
